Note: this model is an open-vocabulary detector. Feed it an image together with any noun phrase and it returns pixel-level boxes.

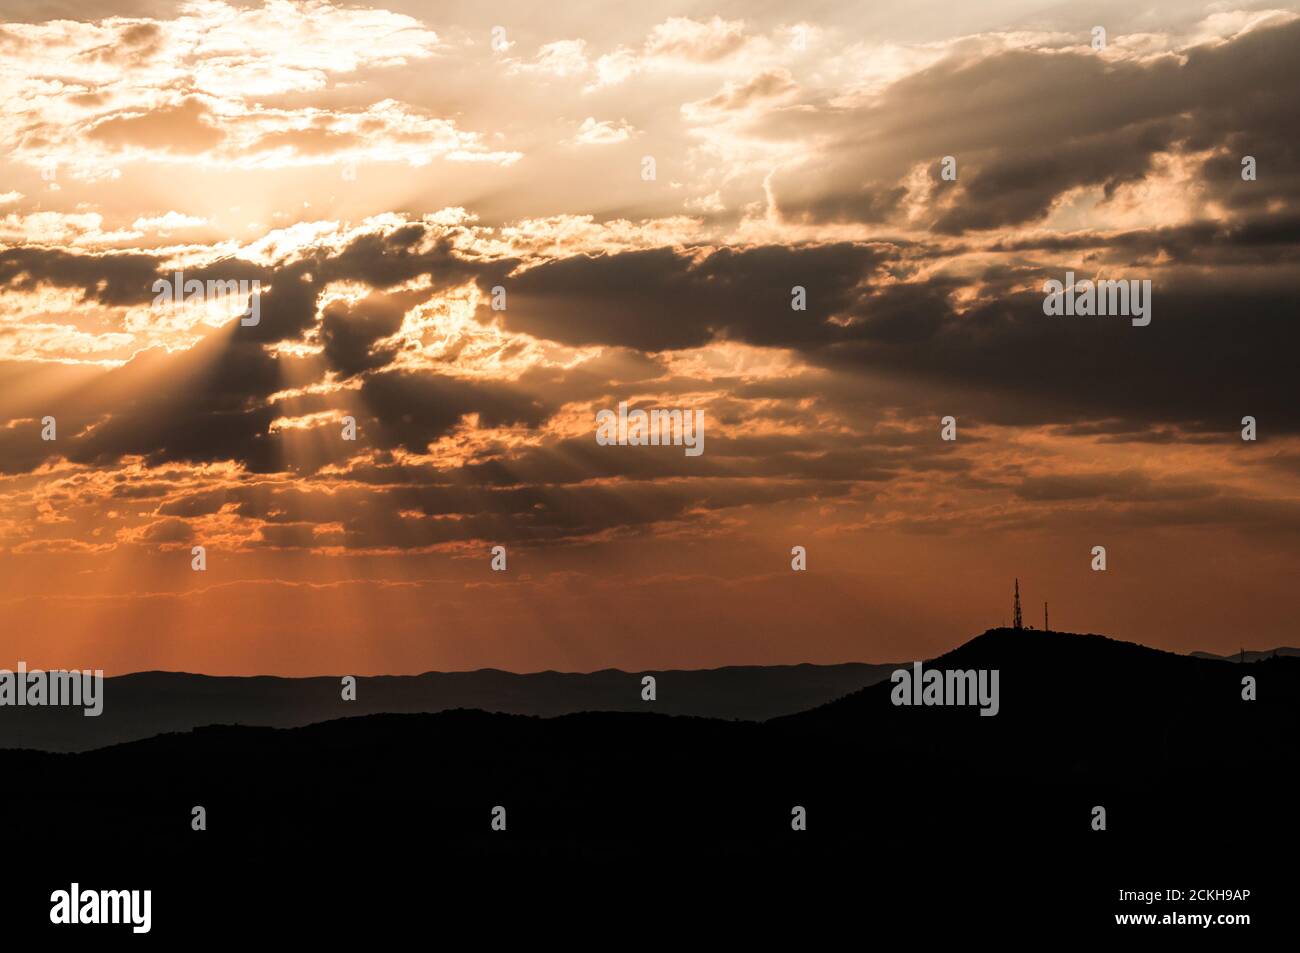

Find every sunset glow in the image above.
[1,1,1297,674]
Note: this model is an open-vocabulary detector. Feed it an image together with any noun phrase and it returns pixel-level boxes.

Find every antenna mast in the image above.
[1013,579,1023,630]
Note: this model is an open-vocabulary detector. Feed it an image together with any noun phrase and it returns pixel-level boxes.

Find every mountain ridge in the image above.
[0,658,899,752]
[1,625,1293,857]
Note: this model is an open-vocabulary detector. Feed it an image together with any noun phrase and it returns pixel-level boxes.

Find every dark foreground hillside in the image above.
[1,629,1293,938]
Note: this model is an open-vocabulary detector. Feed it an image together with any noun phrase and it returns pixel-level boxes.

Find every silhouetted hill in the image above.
[0,661,897,752]
[3,629,1293,937]
[3,629,1293,837]
[776,627,1297,783]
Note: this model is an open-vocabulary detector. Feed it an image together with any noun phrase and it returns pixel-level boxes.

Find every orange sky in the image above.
[1,1,1297,674]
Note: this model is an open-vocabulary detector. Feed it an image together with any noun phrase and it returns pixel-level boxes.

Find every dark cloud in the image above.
[931,120,1178,234]
[0,247,163,307]
[470,237,1300,434]
[766,18,1300,234]
[321,228,505,292]
[1014,470,1217,503]
[204,475,858,551]
[355,369,552,455]
[63,332,283,471]
[489,242,888,350]
[135,517,194,544]
[318,293,407,378]
[817,269,1300,433]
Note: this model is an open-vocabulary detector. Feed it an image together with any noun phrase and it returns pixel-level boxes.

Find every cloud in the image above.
[512,39,589,78]
[682,68,797,121]
[645,16,753,63]
[131,211,208,233]
[588,15,764,88]
[87,98,225,154]
[570,117,636,145]
[764,16,1300,234]
[485,242,887,351]
[0,3,1296,668]
[0,1,520,175]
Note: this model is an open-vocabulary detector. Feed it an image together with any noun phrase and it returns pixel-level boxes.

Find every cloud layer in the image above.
[0,1,1297,672]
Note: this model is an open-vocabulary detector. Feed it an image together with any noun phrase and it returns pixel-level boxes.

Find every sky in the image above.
[0,0,1297,675]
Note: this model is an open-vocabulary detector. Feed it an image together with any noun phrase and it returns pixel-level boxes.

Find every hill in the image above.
[2,629,1292,935]
[0,660,896,752]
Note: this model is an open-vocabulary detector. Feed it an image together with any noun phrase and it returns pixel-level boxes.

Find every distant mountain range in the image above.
[0,660,899,752]
[1190,647,1300,662]
[3,639,1295,753]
